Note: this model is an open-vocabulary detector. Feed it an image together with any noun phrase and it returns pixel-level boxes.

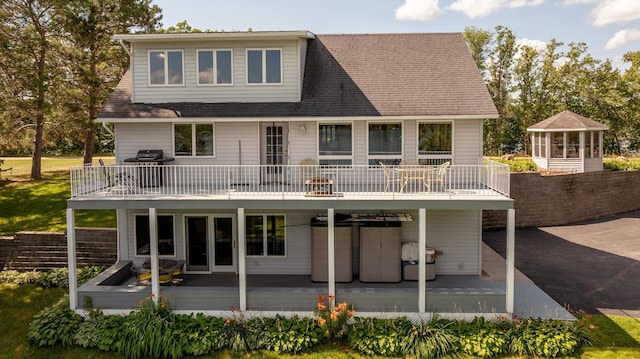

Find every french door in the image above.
[185,215,236,273]
[260,122,288,183]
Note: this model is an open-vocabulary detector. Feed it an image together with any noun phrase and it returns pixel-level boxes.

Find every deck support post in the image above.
[506,208,515,314]
[238,208,247,311]
[418,208,426,313]
[327,208,335,306]
[149,208,160,302]
[66,208,78,310]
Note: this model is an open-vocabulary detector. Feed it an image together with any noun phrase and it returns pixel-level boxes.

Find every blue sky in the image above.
[153,0,640,70]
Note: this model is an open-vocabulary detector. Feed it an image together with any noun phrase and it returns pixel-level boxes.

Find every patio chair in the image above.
[380,162,402,192]
[425,161,450,192]
[99,158,136,193]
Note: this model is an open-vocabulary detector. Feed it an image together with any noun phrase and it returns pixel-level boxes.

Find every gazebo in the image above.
[527,110,608,173]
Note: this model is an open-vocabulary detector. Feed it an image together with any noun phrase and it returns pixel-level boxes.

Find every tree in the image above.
[0,0,65,179]
[57,0,162,164]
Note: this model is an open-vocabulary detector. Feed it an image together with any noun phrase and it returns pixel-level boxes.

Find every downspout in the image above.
[118,39,130,56]
[102,122,115,137]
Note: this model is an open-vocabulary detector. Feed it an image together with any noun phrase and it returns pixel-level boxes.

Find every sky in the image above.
[152,0,640,70]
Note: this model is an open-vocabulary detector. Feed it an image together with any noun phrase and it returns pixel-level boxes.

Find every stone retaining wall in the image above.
[483,170,640,229]
[0,228,117,271]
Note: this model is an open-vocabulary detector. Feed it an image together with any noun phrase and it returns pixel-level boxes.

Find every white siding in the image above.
[115,123,173,162]
[400,210,481,275]
[245,210,315,275]
[453,119,483,165]
[584,158,604,172]
[131,40,301,103]
[548,158,583,173]
[288,121,317,165]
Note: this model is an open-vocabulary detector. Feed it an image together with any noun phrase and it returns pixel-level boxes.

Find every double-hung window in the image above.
[149,50,183,85]
[368,123,402,166]
[135,214,175,256]
[245,215,285,257]
[174,124,214,157]
[318,123,353,166]
[417,122,452,165]
[197,49,233,85]
[247,49,282,84]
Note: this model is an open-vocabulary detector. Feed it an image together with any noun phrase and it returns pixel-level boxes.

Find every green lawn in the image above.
[0,157,116,236]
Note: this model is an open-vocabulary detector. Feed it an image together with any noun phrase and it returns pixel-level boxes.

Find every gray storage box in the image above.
[311,226,353,282]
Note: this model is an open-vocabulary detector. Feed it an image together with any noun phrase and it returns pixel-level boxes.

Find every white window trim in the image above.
[245,48,283,85]
[245,213,287,258]
[148,49,184,86]
[317,122,354,166]
[196,49,234,86]
[173,123,216,158]
[133,213,176,258]
[416,120,454,164]
[366,121,403,166]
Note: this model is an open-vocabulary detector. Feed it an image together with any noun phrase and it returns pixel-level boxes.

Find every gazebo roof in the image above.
[527,110,609,132]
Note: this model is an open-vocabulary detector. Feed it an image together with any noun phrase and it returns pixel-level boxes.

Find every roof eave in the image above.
[112,30,316,43]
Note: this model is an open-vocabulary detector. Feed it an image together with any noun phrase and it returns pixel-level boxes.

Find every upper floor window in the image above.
[318,123,352,166]
[418,122,452,165]
[245,214,285,257]
[368,123,402,166]
[197,49,233,85]
[149,50,183,85]
[135,214,175,256]
[174,124,214,157]
[247,49,282,84]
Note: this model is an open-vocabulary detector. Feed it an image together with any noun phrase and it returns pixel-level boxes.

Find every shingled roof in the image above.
[98,32,498,119]
[527,110,609,131]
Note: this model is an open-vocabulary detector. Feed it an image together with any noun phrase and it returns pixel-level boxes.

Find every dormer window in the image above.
[247,49,282,84]
[197,49,233,85]
[149,50,184,86]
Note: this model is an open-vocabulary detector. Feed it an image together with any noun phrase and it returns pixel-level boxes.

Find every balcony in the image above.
[70,159,510,200]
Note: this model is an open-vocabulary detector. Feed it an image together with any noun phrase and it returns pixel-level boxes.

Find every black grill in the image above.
[135,149,164,162]
[124,150,174,188]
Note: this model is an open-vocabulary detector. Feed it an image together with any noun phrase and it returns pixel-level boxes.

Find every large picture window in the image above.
[174,124,214,157]
[418,122,452,165]
[149,50,183,85]
[197,49,233,85]
[247,49,282,84]
[368,123,402,166]
[135,214,175,256]
[245,215,285,257]
[318,123,352,166]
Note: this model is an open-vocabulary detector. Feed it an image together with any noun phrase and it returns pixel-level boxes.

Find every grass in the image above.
[0,156,116,236]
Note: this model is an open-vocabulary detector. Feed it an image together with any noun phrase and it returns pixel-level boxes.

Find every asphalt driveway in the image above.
[483,210,640,317]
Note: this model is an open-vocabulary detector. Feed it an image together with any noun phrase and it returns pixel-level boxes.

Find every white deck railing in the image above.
[70,160,510,199]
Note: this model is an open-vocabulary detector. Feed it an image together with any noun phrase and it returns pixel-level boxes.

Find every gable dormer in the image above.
[113,30,315,104]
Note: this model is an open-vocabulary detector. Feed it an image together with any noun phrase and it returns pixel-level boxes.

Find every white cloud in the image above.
[394,0,442,21]
[517,38,547,52]
[605,28,640,49]
[448,0,544,19]
[591,0,640,27]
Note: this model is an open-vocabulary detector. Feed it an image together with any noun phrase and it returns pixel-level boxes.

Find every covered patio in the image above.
[77,242,571,320]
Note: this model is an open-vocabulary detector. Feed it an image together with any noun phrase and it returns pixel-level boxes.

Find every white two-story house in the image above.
[66,30,517,319]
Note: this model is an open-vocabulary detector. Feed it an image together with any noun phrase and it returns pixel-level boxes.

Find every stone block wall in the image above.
[483,170,640,229]
[0,228,117,271]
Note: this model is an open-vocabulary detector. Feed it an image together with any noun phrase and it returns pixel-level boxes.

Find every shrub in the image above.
[0,266,105,288]
[262,315,325,354]
[28,296,83,348]
[506,317,591,357]
[220,307,269,353]
[451,316,508,357]
[0,269,40,284]
[314,295,355,341]
[348,317,412,356]
[173,313,225,356]
[114,293,185,359]
[400,317,458,359]
[73,310,125,351]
